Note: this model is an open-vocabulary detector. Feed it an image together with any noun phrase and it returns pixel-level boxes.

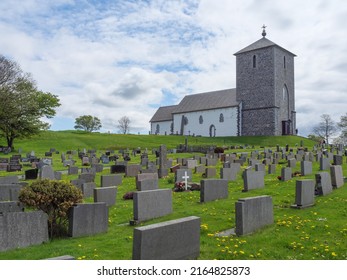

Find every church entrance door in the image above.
[282,120,291,135]
[209,124,216,137]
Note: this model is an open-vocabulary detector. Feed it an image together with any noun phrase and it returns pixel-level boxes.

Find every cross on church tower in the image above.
[261,24,267,37]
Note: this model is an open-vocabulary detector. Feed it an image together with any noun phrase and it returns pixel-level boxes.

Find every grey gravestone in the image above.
[81,182,96,198]
[0,176,19,184]
[158,145,168,178]
[281,167,292,181]
[126,164,141,177]
[94,186,117,207]
[0,211,49,252]
[320,157,330,171]
[68,203,108,237]
[333,155,343,166]
[92,163,104,173]
[315,172,333,196]
[0,201,24,213]
[68,166,79,175]
[200,179,228,203]
[301,161,312,176]
[45,255,75,260]
[39,165,55,180]
[101,174,122,187]
[110,164,126,174]
[220,166,239,181]
[206,158,217,166]
[204,167,217,178]
[79,173,95,183]
[187,159,197,169]
[0,184,24,201]
[175,169,192,183]
[235,195,273,236]
[291,179,315,209]
[54,171,62,180]
[195,165,205,173]
[268,164,276,174]
[288,158,296,168]
[136,173,158,189]
[330,165,344,188]
[242,169,264,191]
[133,189,172,223]
[137,179,159,191]
[133,216,200,260]
[255,163,265,172]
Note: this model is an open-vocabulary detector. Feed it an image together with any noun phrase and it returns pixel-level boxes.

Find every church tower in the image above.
[235,26,296,136]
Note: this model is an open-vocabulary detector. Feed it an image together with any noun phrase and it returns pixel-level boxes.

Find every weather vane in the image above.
[261,24,267,37]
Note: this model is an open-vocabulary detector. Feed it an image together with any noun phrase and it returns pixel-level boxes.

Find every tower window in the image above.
[253,55,257,68]
[284,56,286,69]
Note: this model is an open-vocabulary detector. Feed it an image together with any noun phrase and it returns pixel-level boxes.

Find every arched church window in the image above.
[253,55,256,68]
[156,124,160,134]
[219,113,224,123]
[184,116,188,125]
[199,115,203,124]
[283,84,289,100]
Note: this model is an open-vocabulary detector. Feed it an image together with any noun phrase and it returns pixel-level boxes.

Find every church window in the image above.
[219,113,224,123]
[184,116,188,125]
[284,56,286,69]
[252,55,257,68]
[155,124,160,134]
[199,115,203,124]
[283,84,289,100]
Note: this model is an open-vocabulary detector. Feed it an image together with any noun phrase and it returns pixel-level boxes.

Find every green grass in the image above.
[0,131,345,260]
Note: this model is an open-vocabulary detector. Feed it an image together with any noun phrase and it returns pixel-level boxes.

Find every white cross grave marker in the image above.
[182,171,190,191]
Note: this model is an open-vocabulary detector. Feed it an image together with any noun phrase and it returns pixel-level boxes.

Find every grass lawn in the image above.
[0,132,345,260]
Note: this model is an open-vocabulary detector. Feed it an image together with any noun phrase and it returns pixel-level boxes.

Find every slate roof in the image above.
[234,37,296,56]
[172,88,238,114]
[150,105,177,122]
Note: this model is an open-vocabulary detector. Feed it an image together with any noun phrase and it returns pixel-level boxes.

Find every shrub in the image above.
[18,179,83,238]
[214,147,224,154]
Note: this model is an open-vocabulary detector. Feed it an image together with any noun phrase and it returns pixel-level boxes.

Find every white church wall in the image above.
[150,121,172,135]
[173,107,238,137]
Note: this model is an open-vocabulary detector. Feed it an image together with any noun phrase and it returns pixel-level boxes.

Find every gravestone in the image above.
[206,158,218,166]
[132,216,200,260]
[125,164,141,177]
[195,165,205,174]
[320,157,330,171]
[204,167,216,178]
[0,201,24,213]
[82,156,90,166]
[0,175,19,184]
[315,172,333,196]
[158,145,168,178]
[0,184,24,201]
[268,164,276,174]
[255,163,265,172]
[220,165,239,181]
[175,169,192,183]
[301,161,312,176]
[92,163,104,173]
[234,195,273,236]
[0,211,49,252]
[137,179,159,191]
[39,165,55,180]
[242,168,264,191]
[70,179,86,189]
[187,159,197,169]
[79,173,95,183]
[110,164,126,174]
[288,158,296,168]
[132,189,172,223]
[101,174,122,187]
[68,203,108,237]
[81,182,96,198]
[54,171,62,180]
[136,173,158,189]
[94,186,117,207]
[330,165,344,188]
[281,167,292,181]
[200,179,228,203]
[7,164,22,172]
[333,155,343,166]
[291,180,315,209]
[68,166,79,175]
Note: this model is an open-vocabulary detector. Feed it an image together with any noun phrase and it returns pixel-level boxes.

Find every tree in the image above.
[117,116,131,134]
[312,114,338,144]
[0,55,60,148]
[337,113,347,138]
[74,115,102,132]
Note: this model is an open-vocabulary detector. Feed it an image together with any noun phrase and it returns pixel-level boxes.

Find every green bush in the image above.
[18,179,83,238]
[214,146,224,153]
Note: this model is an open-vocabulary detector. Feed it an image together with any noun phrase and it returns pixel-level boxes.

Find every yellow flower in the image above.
[331,252,337,257]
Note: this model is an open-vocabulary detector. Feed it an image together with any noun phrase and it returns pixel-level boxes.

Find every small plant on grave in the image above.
[214,147,225,154]
[173,181,186,192]
[18,179,83,239]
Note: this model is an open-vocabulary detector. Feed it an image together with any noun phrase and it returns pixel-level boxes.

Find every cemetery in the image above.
[0,132,346,260]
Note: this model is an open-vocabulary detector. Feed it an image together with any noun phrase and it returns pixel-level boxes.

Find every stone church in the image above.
[150,28,296,137]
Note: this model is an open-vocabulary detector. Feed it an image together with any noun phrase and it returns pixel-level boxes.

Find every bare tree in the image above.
[312,114,338,144]
[117,116,131,134]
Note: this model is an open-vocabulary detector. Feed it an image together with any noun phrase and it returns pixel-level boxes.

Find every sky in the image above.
[0,0,346,136]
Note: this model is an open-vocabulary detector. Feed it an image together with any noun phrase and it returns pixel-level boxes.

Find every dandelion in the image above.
[239,250,245,254]
[331,252,337,257]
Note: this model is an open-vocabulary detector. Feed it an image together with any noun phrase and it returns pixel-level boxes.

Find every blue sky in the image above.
[1,0,347,136]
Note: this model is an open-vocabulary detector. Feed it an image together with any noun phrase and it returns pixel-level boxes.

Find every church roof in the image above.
[234,37,296,56]
[150,105,177,122]
[172,88,238,114]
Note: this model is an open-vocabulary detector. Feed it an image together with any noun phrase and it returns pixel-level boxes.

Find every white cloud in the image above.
[0,0,346,135]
